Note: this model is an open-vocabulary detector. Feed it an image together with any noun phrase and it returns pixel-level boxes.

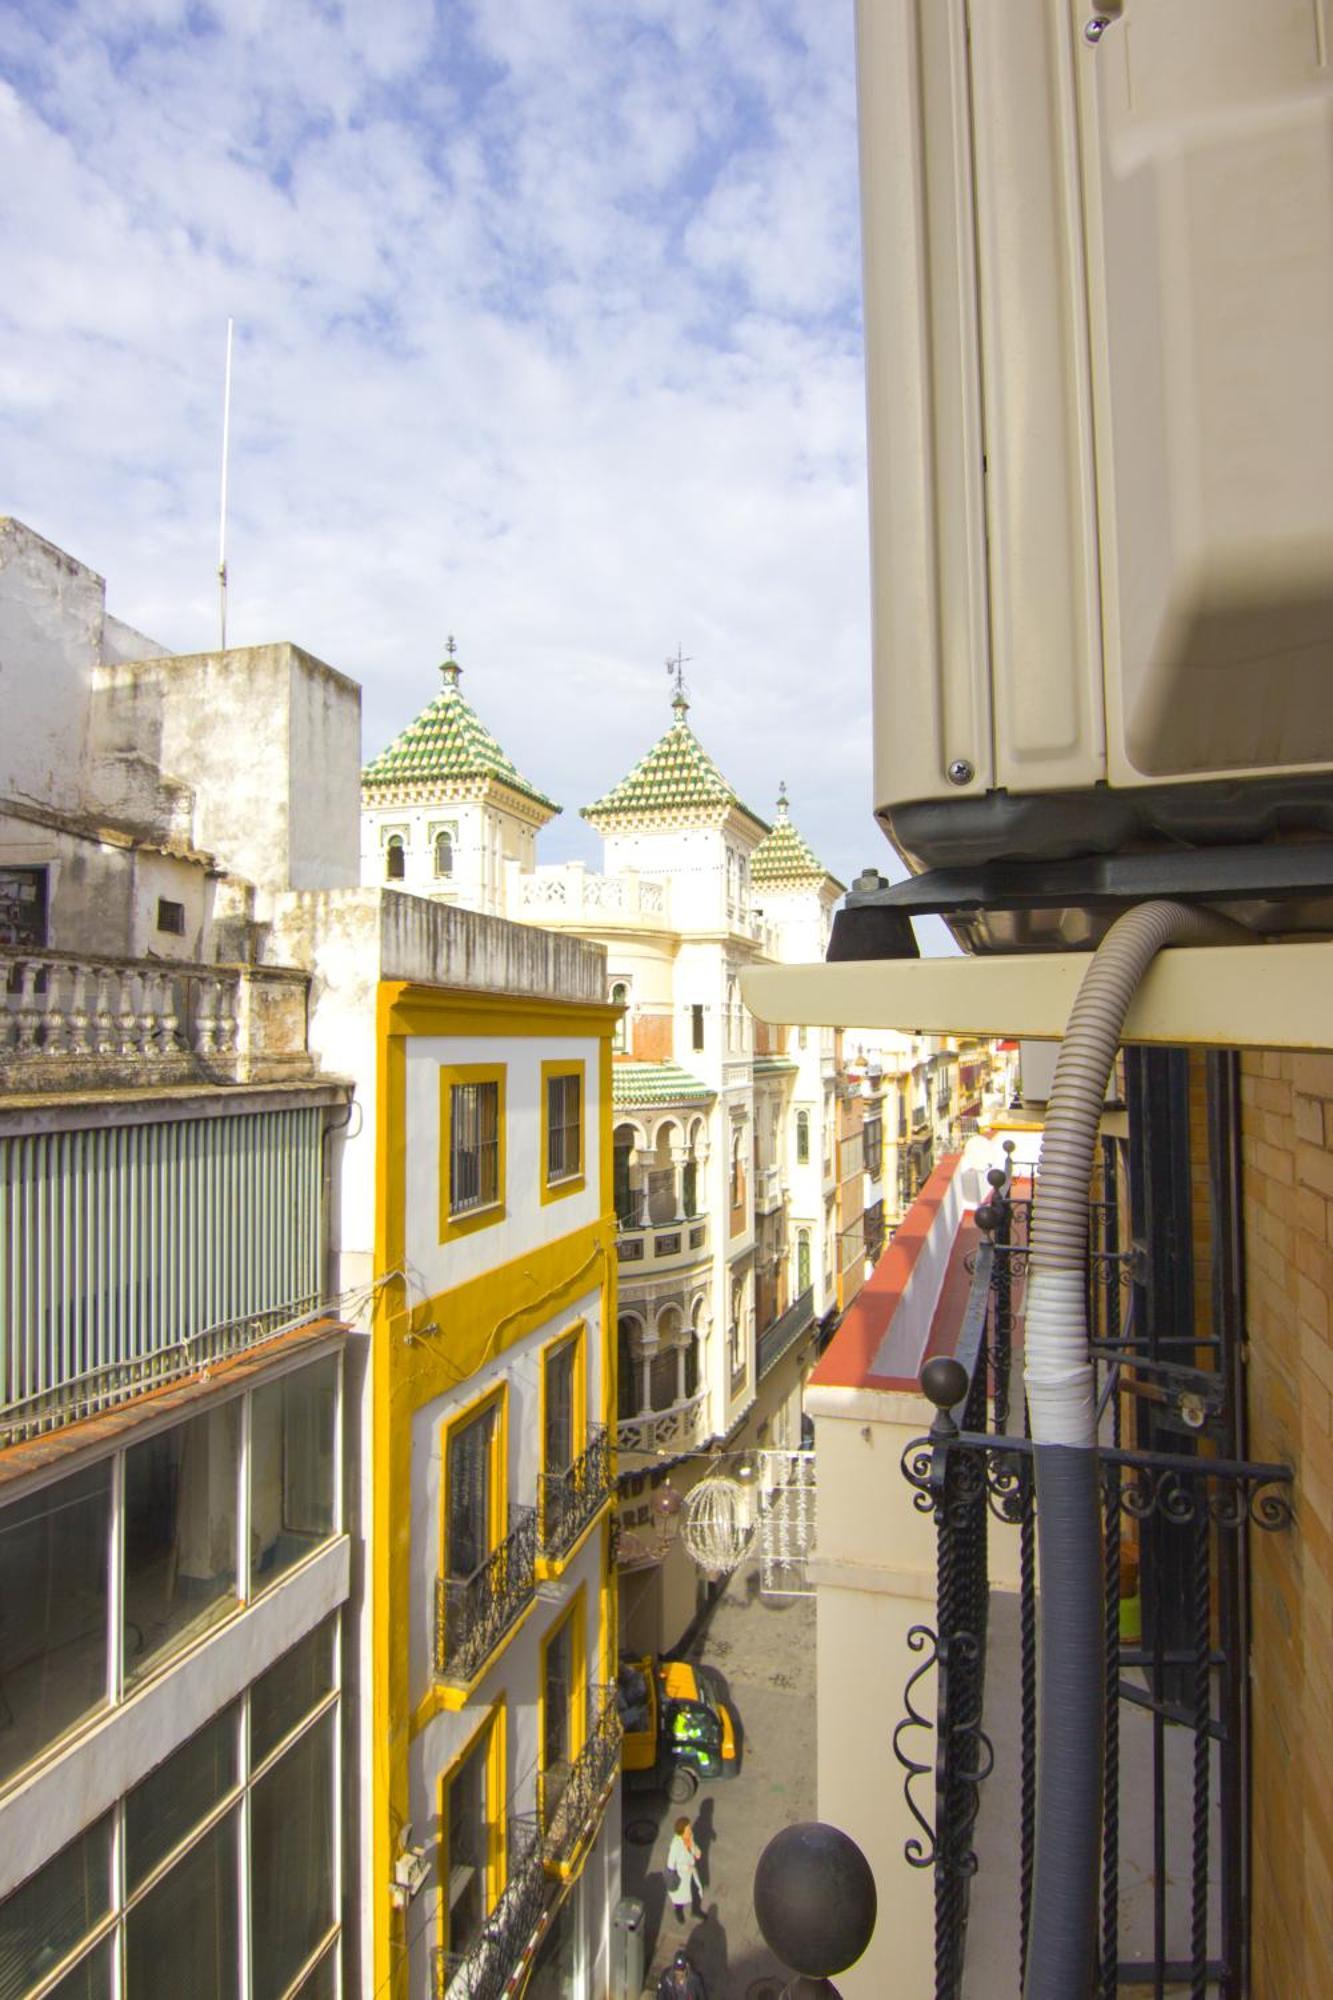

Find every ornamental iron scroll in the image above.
[892,1179,1294,2000]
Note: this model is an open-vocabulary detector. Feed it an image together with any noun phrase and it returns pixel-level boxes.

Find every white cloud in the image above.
[1,0,893,893]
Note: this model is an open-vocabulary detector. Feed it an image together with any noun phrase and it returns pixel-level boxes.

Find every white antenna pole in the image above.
[218,318,234,650]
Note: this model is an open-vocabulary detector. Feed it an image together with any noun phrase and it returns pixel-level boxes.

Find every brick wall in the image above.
[1241,1050,1333,1995]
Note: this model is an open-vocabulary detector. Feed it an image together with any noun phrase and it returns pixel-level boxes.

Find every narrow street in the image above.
[620,1559,817,1999]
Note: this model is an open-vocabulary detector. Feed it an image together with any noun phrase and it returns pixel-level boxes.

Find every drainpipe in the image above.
[1022,900,1236,2000]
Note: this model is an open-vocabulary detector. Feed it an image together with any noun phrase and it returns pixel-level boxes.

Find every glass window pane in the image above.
[124,1405,239,1687]
[447,1407,494,1581]
[251,1620,335,1769]
[251,1357,338,1595]
[0,1814,112,2000]
[250,1712,336,2000]
[45,1939,113,2000]
[543,1621,572,1774]
[292,1945,338,2000]
[124,1809,239,2000]
[445,1732,487,1960]
[0,1462,109,1788]
[543,1344,574,1477]
[125,1704,239,1892]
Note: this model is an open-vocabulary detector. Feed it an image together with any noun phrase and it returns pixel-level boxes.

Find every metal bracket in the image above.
[829,843,1333,961]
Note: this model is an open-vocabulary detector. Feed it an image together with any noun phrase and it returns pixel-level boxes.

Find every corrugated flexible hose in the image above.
[1022,900,1238,2000]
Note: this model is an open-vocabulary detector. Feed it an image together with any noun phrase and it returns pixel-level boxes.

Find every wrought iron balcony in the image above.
[886,1156,1295,2000]
[756,1286,815,1382]
[434,1506,538,1687]
[538,1427,613,1565]
[537,1687,622,1870]
[434,1815,550,2000]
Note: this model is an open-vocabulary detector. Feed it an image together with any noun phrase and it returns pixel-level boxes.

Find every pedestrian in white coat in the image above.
[665,1815,704,1923]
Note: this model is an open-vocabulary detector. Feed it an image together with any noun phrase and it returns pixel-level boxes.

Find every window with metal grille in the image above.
[450,1082,500,1215]
[544,1338,576,1478]
[447,1403,496,1581]
[546,1072,581,1185]
[445,1724,491,1960]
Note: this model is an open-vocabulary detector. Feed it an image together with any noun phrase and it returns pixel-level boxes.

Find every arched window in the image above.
[797,1228,812,1293]
[434,829,453,878]
[796,1109,810,1165]
[611,981,629,1055]
[385,834,405,881]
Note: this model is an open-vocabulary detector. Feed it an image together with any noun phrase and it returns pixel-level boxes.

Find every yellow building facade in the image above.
[371,981,621,2000]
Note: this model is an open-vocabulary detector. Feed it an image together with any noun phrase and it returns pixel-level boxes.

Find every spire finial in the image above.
[777,779,789,819]
[441,636,461,689]
[666,644,692,719]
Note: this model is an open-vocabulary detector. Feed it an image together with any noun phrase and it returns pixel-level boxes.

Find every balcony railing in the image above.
[537,1688,621,1870]
[539,1428,613,1564]
[434,1506,538,1686]
[615,1216,707,1270]
[753,1164,783,1214]
[892,1171,1296,2000]
[434,1816,550,2000]
[616,1392,705,1458]
[1,947,313,1091]
[756,1286,815,1382]
[515,867,669,927]
[0,1290,328,1447]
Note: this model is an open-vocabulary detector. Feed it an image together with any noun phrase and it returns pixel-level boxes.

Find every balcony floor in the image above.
[966,1591,1224,1997]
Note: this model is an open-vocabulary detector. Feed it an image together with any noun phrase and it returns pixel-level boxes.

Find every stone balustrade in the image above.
[615,1391,706,1458]
[1,947,313,1090]
[515,867,670,926]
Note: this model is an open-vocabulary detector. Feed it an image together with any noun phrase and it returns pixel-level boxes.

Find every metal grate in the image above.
[0,1106,325,1434]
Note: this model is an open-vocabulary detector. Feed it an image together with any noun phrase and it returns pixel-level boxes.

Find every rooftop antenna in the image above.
[218,318,234,651]
[666,644,692,713]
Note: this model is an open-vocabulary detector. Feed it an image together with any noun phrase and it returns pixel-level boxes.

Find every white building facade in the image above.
[362,672,847,1653]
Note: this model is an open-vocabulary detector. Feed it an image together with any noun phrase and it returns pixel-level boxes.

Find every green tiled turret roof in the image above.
[751,784,844,890]
[362,649,559,814]
[583,692,765,831]
[612,1060,716,1108]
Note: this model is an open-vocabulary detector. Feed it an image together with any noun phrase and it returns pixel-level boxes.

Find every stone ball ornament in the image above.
[753,1821,877,1985]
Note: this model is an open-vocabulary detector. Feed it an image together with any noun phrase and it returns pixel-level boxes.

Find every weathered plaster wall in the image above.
[0,518,101,815]
[378,888,606,1004]
[93,643,361,899]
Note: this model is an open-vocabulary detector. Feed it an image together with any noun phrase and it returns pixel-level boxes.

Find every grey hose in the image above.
[1023,900,1236,2000]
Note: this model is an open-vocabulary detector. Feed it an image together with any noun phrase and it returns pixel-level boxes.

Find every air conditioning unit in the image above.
[854,0,1333,953]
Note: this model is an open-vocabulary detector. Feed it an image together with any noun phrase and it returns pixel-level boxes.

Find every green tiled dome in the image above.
[362,651,559,814]
[612,1060,716,1108]
[583,694,765,831]
[751,785,843,890]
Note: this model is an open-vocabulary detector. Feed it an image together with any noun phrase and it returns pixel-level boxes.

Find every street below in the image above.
[620,1557,817,1999]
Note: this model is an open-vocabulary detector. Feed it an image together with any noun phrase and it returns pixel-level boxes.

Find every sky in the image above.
[1,0,888,893]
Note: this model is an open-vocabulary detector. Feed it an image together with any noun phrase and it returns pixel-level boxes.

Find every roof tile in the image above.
[362,655,558,813]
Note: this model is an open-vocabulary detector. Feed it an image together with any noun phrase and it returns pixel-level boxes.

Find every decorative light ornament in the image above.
[681,1474,755,1576]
